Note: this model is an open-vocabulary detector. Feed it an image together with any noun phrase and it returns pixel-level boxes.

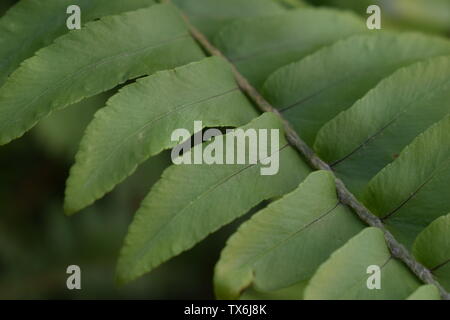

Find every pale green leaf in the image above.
[214,171,364,299]
[413,214,450,291]
[0,3,204,145]
[362,116,450,247]
[172,0,285,38]
[263,32,450,145]
[64,57,259,214]
[0,0,156,86]
[315,56,450,195]
[116,113,311,284]
[214,7,366,89]
[304,228,421,300]
[407,285,441,300]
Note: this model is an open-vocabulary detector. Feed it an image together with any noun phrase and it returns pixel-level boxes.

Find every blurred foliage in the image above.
[33,92,112,160]
[0,0,16,16]
[309,0,450,34]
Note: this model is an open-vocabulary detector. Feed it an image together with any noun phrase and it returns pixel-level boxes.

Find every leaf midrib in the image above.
[175,5,450,299]
[9,33,191,124]
[330,79,450,168]
[234,201,341,281]
[279,70,356,113]
[381,157,450,220]
[80,87,240,190]
[129,144,290,269]
[432,258,450,271]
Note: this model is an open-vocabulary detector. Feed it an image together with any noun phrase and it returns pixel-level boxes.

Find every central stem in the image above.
[165,0,450,300]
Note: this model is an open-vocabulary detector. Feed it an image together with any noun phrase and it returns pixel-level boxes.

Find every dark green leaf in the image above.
[0,0,156,86]
[0,3,204,145]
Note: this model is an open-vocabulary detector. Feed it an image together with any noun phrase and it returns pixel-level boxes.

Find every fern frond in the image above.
[1,0,449,300]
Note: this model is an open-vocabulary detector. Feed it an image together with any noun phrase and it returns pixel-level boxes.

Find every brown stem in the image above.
[165,0,450,300]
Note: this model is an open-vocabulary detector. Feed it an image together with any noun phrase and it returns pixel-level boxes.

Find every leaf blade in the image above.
[172,0,285,38]
[214,7,366,89]
[263,32,450,145]
[64,57,259,214]
[116,113,311,284]
[363,116,450,247]
[214,171,364,299]
[0,0,156,86]
[304,228,421,300]
[407,285,441,300]
[413,214,450,291]
[315,56,450,195]
[0,3,204,145]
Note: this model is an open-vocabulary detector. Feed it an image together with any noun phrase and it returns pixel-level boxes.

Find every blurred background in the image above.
[0,0,449,299]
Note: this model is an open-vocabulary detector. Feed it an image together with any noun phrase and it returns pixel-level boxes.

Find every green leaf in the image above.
[263,32,450,145]
[116,113,311,284]
[213,7,366,89]
[413,214,450,291]
[304,228,421,300]
[407,285,441,300]
[214,171,364,299]
[0,0,156,86]
[64,57,259,214]
[362,116,450,247]
[0,3,204,145]
[172,0,285,38]
[315,55,450,195]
